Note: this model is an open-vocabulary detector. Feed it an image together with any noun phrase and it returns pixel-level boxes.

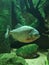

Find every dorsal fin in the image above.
[15,23,22,28]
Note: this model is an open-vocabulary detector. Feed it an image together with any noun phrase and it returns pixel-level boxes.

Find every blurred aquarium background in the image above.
[0,0,49,65]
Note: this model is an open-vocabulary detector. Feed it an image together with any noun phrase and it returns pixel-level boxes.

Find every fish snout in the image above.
[31,30,40,38]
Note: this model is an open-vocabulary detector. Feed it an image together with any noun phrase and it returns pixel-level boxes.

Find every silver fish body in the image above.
[5,26,40,43]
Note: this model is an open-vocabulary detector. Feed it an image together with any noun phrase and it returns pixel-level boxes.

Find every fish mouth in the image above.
[38,35,40,38]
[33,35,40,41]
[38,35,40,37]
[35,35,40,40]
[36,35,40,39]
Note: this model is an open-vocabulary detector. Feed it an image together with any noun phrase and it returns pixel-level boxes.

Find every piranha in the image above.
[5,25,40,43]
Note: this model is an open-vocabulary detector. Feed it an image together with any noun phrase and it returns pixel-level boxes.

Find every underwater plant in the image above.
[0,0,12,53]
[0,53,28,65]
[16,44,39,59]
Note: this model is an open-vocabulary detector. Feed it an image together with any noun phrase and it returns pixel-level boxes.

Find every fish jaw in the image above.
[25,36,40,43]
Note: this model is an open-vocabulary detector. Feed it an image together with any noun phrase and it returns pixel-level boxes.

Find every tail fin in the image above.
[5,25,10,39]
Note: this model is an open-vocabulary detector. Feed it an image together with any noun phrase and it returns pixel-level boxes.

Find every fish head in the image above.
[28,28,40,41]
